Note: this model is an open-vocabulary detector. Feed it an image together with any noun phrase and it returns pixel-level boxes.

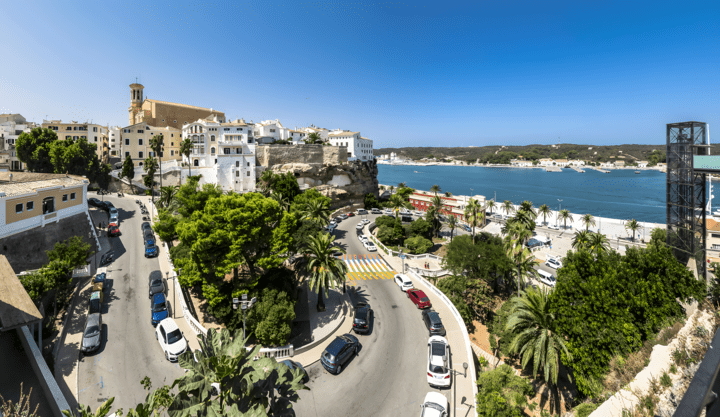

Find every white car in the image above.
[371,208,382,214]
[548,224,560,230]
[414,210,424,217]
[364,241,377,252]
[537,269,557,287]
[356,223,364,230]
[357,209,368,215]
[155,318,188,362]
[362,219,371,225]
[420,392,449,417]
[383,208,393,215]
[358,234,368,243]
[394,274,413,292]
[545,257,562,270]
[427,336,451,388]
[329,220,337,228]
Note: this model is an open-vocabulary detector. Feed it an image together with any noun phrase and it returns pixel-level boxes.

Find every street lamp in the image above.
[233,294,257,341]
[88,231,97,273]
[399,249,405,274]
[557,199,563,228]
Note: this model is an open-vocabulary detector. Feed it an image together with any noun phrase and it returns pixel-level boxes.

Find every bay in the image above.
[377,165,670,224]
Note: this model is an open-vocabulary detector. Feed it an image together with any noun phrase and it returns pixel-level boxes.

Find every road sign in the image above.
[400,254,405,259]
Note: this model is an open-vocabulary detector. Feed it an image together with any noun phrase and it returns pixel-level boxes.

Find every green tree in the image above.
[395,186,415,201]
[587,232,610,256]
[430,184,441,195]
[502,200,515,217]
[388,194,409,219]
[446,215,457,242]
[305,132,321,144]
[16,127,56,172]
[581,213,596,231]
[120,154,136,193]
[290,188,331,215]
[245,287,296,346]
[572,230,591,251]
[149,134,165,191]
[175,176,223,219]
[475,365,535,417]
[143,156,158,192]
[302,232,347,311]
[506,288,571,385]
[179,137,194,182]
[409,218,432,240]
[625,218,640,242]
[159,186,179,209]
[558,209,573,230]
[464,198,482,243]
[486,199,496,217]
[46,236,92,268]
[426,195,443,238]
[518,201,537,219]
[153,208,180,242]
[363,193,380,209]
[269,172,300,202]
[538,204,551,226]
[405,235,432,254]
[62,398,115,417]
[649,227,666,249]
[298,197,330,228]
[442,234,512,291]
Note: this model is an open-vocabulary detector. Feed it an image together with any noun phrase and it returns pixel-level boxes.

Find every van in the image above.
[537,269,556,287]
[357,209,368,215]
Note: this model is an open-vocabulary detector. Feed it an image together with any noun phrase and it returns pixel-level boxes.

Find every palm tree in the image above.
[447,215,457,242]
[426,195,444,238]
[518,201,537,219]
[389,194,407,219]
[63,398,115,417]
[464,198,482,243]
[179,137,194,182]
[445,191,452,197]
[398,182,407,189]
[150,134,165,191]
[379,185,386,190]
[300,198,330,227]
[504,210,535,237]
[389,185,395,194]
[306,132,321,144]
[504,221,533,259]
[509,247,537,296]
[270,192,291,212]
[588,232,610,256]
[486,199,496,217]
[572,230,591,251]
[258,170,274,196]
[581,214,596,231]
[625,219,640,242]
[159,185,179,209]
[502,200,515,217]
[506,287,572,386]
[558,209,573,230]
[538,204,551,226]
[304,233,348,311]
[430,184,441,196]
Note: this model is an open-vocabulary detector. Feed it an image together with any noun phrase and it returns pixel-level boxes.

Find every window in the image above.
[15,203,22,214]
[93,127,98,132]
[138,129,144,133]
[43,197,54,214]
[236,171,239,177]
[125,138,130,145]
[26,201,33,211]
[247,171,250,176]
[62,194,68,202]
[70,192,76,200]
[211,135,215,142]
[224,128,230,131]
[162,119,165,122]
[224,148,230,155]
[125,151,130,157]
[94,136,98,142]
[66,127,72,131]
[194,159,199,166]
[171,134,174,137]
[214,159,217,164]
[73,136,78,140]
[138,139,143,145]
[246,162,250,167]
[139,151,143,158]
[236,161,239,167]
[171,142,174,146]
[170,150,174,156]
[210,147,215,155]
[174,120,177,123]
[66,136,71,139]
[712,233,720,239]
[270,129,276,132]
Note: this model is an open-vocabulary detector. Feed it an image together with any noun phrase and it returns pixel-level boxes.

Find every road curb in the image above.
[293,295,351,358]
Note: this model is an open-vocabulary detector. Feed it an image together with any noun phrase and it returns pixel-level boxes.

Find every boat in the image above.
[635,171,641,174]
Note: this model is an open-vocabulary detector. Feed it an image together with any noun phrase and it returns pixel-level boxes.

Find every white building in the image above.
[298,126,329,143]
[510,159,533,167]
[568,159,586,166]
[0,115,35,171]
[554,159,570,167]
[538,158,554,167]
[327,131,373,161]
[109,126,121,158]
[600,161,614,168]
[253,119,295,144]
[181,115,256,193]
[637,160,648,168]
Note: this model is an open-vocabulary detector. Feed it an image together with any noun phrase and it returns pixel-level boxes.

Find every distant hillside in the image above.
[373,143,720,165]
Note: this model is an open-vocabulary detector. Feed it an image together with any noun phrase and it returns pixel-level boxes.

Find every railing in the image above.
[673,327,720,417]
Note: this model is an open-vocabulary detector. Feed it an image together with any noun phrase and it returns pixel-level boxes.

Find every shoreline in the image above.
[377,161,664,172]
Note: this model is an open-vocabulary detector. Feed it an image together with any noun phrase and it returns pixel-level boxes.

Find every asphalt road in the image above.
[293,211,452,416]
[78,195,185,411]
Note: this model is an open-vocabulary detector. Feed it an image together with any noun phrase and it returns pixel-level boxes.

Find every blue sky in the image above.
[2,0,720,148]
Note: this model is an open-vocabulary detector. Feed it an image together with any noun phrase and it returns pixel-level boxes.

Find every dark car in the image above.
[352,302,372,334]
[462,224,472,232]
[145,242,159,258]
[143,229,154,244]
[88,297,102,315]
[401,215,413,223]
[320,333,359,374]
[149,276,165,299]
[108,225,121,237]
[150,293,169,326]
[421,309,446,337]
[88,198,102,208]
[408,289,432,309]
[103,201,115,212]
[141,222,152,232]
[280,359,309,383]
[81,313,102,354]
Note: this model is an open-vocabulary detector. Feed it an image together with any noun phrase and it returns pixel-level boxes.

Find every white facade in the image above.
[510,159,533,167]
[328,131,373,161]
[253,119,294,143]
[637,161,648,168]
[538,158,553,167]
[182,116,256,193]
[568,159,586,166]
[0,119,34,170]
[109,126,121,157]
[298,126,329,143]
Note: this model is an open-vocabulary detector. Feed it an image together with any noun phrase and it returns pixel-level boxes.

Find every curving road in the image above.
[293,212,453,416]
[78,195,185,411]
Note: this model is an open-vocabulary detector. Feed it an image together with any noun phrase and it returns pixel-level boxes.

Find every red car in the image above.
[407,289,431,309]
[347,212,355,217]
[108,225,121,237]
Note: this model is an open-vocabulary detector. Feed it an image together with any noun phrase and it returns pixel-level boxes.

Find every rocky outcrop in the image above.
[257,145,378,208]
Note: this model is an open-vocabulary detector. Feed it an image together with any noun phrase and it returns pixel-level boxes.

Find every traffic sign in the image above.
[400,254,406,259]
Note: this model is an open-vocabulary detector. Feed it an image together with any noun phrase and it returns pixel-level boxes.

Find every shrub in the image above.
[405,235,432,254]
[660,372,672,388]
[487,298,516,358]
[476,365,534,417]
[243,287,296,346]
[574,403,598,417]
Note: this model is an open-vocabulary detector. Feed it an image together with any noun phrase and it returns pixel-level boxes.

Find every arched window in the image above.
[42,197,55,214]
[193,159,199,167]
[211,135,215,142]
[210,147,216,155]
[200,135,205,142]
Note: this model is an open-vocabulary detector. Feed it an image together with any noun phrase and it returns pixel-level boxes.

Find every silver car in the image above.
[81,313,102,354]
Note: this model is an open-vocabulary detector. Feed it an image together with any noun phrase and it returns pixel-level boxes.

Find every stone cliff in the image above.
[256,144,378,208]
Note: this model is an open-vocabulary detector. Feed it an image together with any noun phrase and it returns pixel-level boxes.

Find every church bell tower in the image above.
[128,82,145,125]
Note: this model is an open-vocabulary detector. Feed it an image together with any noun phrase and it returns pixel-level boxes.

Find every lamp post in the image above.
[88,231,97,273]
[233,294,257,341]
[399,249,405,274]
[557,199,563,228]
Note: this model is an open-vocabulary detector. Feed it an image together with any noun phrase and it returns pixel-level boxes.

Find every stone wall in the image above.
[255,144,348,167]
[0,213,96,272]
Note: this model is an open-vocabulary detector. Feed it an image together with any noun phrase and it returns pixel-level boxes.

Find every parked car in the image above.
[358,234,368,244]
[339,214,349,220]
[108,207,119,217]
[145,242,159,258]
[545,257,562,270]
[143,229,155,244]
[347,212,355,217]
[427,336,451,388]
[371,208,382,214]
[80,313,102,354]
[109,213,119,225]
[461,225,472,232]
[356,223,364,230]
[88,296,102,315]
[320,333,360,374]
[90,290,104,304]
[141,222,152,232]
[149,275,165,299]
[420,392,449,417]
[364,241,377,252]
[537,269,557,287]
[150,293,169,326]
[88,198,102,208]
[408,289,431,309]
[394,274,414,292]
[101,201,114,212]
[421,310,446,337]
[108,225,121,237]
[352,302,372,334]
[362,219,371,225]
[401,215,413,223]
[329,220,337,228]
[280,359,309,383]
[155,318,188,362]
[356,209,368,215]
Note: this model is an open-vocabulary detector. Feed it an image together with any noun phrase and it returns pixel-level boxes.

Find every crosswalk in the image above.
[340,254,397,282]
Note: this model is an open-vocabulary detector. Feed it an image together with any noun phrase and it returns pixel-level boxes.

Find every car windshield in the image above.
[151,279,162,287]
[354,317,366,324]
[431,342,445,356]
[89,300,101,314]
[167,329,183,344]
[85,325,100,337]
[420,297,429,302]
[152,301,166,312]
[425,402,445,412]
[430,365,446,374]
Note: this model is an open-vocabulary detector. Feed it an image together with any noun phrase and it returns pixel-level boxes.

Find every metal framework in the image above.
[667,121,708,278]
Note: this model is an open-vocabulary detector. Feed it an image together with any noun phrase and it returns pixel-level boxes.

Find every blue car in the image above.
[145,242,158,258]
[320,333,359,374]
[150,293,169,326]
